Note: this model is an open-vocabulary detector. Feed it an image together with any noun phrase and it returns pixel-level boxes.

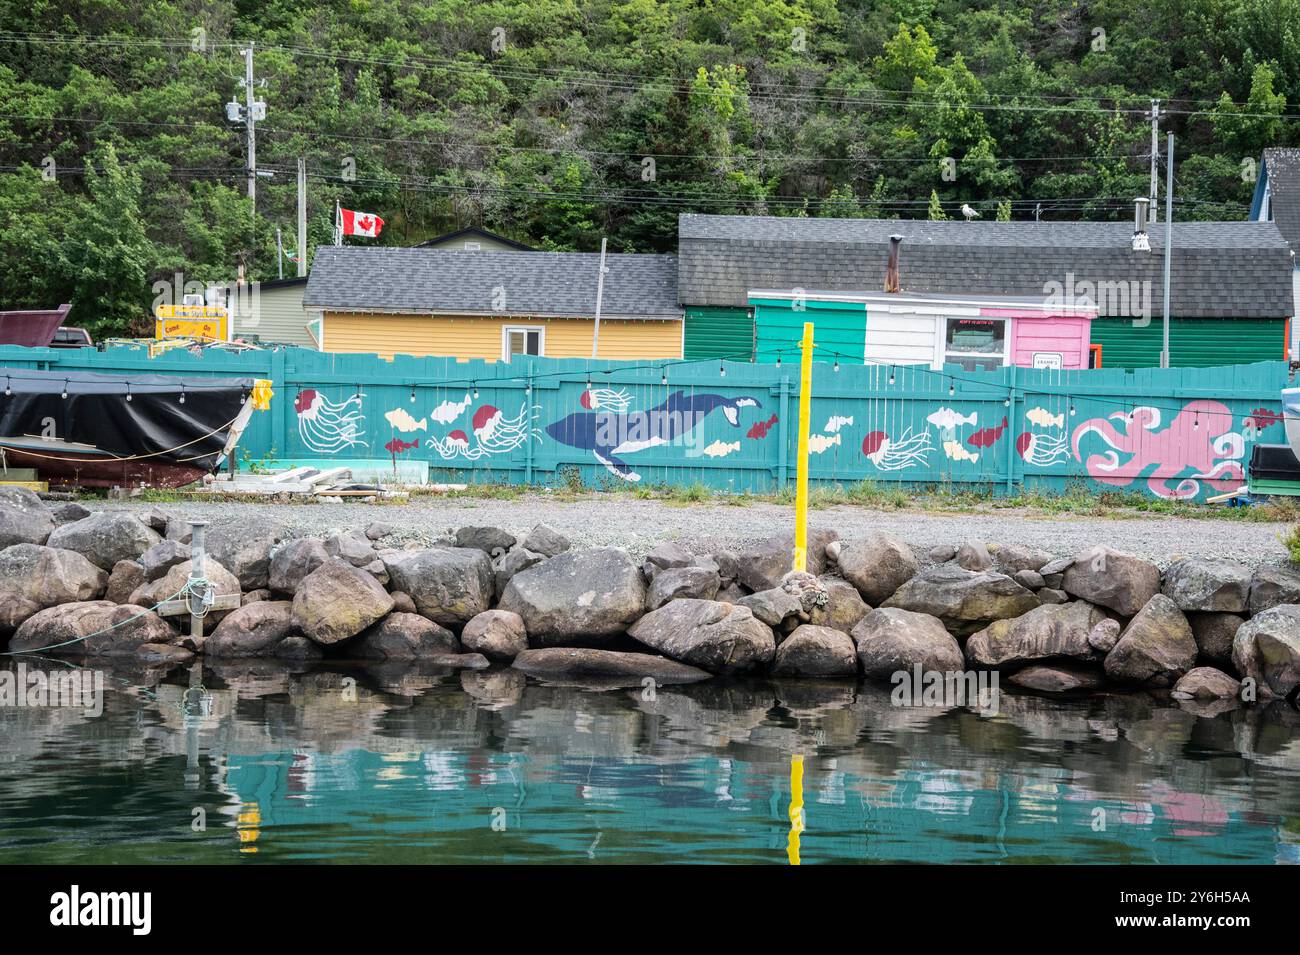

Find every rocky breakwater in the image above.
[1,490,1298,712]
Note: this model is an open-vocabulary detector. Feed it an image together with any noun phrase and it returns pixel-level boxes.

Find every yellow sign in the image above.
[154,304,229,341]
[155,317,227,341]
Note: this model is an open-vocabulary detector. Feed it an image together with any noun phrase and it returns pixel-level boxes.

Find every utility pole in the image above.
[1161,132,1174,368]
[275,228,284,279]
[226,42,266,209]
[297,158,308,277]
[1148,99,1161,223]
[590,237,609,358]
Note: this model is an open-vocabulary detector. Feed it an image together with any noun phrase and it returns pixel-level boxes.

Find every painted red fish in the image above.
[967,416,1008,449]
[385,437,420,455]
[1245,407,1282,431]
[747,413,778,439]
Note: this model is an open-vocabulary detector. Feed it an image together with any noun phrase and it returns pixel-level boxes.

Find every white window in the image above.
[502,326,544,361]
[942,316,1008,371]
[463,241,481,250]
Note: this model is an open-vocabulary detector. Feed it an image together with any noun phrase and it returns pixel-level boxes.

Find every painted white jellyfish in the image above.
[861,427,932,471]
[294,389,368,454]
[427,402,540,460]
[580,387,632,413]
[1016,430,1070,466]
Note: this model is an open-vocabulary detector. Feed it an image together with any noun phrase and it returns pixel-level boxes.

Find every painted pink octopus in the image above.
[1071,400,1245,500]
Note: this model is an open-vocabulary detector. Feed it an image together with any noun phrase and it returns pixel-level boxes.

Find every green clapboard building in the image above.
[675,212,1294,369]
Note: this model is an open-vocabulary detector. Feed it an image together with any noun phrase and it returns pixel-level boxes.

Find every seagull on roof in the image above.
[961,204,980,220]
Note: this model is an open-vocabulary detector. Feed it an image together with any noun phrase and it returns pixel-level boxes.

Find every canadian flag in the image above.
[339,207,385,238]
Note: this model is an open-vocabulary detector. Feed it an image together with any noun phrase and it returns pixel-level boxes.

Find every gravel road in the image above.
[100,494,1292,567]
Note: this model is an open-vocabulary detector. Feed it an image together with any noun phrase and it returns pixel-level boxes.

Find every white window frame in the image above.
[501,325,546,361]
[940,315,1010,370]
[463,241,481,250]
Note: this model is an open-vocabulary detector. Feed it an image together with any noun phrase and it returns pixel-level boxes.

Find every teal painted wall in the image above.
[751,297,866,365]
[0,345,1287,501]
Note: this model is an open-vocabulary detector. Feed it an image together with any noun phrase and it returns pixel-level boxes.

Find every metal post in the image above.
[188,521,209,643]
[591,237,608,358]
[792,322,814,573]
[275,228,284,280]
[297,158,308,277]
[1161,132,1174,368]
[244,42,257,205]
[1148,99,1160,220]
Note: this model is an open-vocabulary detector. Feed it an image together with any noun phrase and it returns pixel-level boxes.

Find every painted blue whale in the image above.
[545,390,761,481]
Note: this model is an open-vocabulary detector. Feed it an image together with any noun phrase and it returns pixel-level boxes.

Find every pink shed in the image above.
[982,307,1094,370]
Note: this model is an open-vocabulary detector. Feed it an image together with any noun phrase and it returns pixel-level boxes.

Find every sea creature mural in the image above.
[384,407,428,433]
[1071,401,1245,499]
[824,415,854,434]
[1016,430,1070,467]
[1026,406,1065,430]
[580,388,633,413]
[747,413,779,439]
[943,441,979,463]
[1243,407,1282,432]
[698,439,741,458]
[926,407,977,436]
[967,416,1008,449]
[427,402,541,460]
[430,392,473,425]
[384,437,420,455]
[862,428,932,470]
[808,432,842,454]
[295,389,368,454]
[545,391,761,481]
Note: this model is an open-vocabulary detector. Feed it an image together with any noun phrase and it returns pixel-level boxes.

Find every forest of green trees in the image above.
[1,0,1297,336]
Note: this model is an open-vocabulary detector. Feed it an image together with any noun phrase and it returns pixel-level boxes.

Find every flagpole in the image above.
[334,200,342,246]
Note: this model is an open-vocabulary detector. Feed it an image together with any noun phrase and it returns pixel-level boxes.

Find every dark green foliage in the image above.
[0,0,1293,334]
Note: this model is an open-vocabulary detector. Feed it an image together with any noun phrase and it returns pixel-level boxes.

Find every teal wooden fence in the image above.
[0,344,1291,501]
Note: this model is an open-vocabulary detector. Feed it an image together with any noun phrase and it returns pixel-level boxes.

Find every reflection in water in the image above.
[0,658,1298,864]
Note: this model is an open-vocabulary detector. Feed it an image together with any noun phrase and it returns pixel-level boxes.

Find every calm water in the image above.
[1,657,1298,864]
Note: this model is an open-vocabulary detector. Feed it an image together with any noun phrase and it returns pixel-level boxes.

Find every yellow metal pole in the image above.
[787,753,805,865]
[792,321,814,573]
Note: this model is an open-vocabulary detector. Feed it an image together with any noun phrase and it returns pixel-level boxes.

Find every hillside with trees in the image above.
[1,0,1296,335]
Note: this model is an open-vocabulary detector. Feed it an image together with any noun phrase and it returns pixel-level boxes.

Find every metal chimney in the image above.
[884,234,903,292]
[1132,197,1151,251]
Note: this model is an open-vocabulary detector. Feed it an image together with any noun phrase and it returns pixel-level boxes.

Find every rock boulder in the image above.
[1232,604,1300,699]
[851,607,963,680]
[46,511,159,570]
[1104,595,1197,686]
[881,566,1039,636]
[1060,546,1159,616]
[772,624,858,677]
[383,547,494,626]
[628,598,775,674]
[291,558,394,645]
[499,547,646,645]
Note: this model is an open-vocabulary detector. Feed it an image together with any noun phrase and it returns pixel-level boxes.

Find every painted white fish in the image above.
[824,414,854,434]
[430,392,473,425]
[384,407,428,433]
[942,440,979,463]
[927,407,977,432]
[1025,406,1065,430]
[808,432,842,454]
[701,439,740,458]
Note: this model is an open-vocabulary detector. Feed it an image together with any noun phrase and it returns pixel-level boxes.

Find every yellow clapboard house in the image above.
[302,246,683,361]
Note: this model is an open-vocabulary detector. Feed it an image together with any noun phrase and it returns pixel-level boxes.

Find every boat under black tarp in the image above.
[0,367,271,488]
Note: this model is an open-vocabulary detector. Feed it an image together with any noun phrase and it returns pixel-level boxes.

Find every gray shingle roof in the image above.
[304,247,681,321]
[678,214,1294,318]
[1263,147,1300,250]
